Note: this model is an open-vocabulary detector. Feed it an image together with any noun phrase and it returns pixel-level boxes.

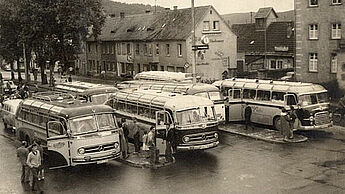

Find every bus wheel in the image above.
[273,116,281,131]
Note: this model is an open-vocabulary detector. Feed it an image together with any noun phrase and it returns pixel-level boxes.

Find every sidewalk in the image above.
[116,143,175,169]
[219,123,308,143]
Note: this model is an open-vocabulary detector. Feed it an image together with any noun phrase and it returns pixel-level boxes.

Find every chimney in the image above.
[120,12,125,19]
[173,6,178,10]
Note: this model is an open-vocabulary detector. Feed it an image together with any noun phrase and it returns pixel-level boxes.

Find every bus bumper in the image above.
[177,141,219,151]
[71,151,121,165]
[298,122,333,130]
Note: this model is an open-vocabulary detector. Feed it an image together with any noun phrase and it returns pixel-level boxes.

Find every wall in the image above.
[295,0,345,83]
[186,6,237,80]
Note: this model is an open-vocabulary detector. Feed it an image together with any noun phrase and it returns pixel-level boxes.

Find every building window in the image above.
[135,44,140,55]
[148,44,152,56]
[309,53,318,72]
[213,21,220,31]
[166,44,170,56]
[121,43,126,55]
[309,0,318,6]
[331,53,338,73]
[332,0,342,5]
[156,44,159,55]
[88,44,91,53]
[270,60,276,69]
[203,21,210,31]
[177,44,182,57]
[127,43,131,55]
[277,60,283,69]
[331,23,341,39]
[117,43,121,55]
[309,24,318,40]
[111,44,115,54]
[144,44,148,55]
[95,44,98,52]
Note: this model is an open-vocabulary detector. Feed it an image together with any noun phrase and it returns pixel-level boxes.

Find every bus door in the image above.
[228,89,243,121]
[46,121,71,169]
[155,111,173,155]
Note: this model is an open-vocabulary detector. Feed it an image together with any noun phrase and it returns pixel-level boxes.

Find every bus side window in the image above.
[249,90,256,99]
[243,89,250,99]
[272,92,285,103]
[47,121,65,137]
[228,88,233,99]
[233,89,241,99]
[257,90,270,101]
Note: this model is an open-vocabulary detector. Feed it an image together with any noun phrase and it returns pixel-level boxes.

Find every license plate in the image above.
[97,159,108,164]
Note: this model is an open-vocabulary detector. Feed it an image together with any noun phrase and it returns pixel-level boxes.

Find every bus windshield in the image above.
[317,92,329,103]
[176,107,216,125]
[194,92,209,99]
[208,91,222,101]
[69,114,116,134]
[90,94,109,104]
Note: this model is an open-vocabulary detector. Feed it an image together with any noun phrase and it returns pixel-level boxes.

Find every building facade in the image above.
[232,7,295,80]
[295,0,345,84]
[86,6,237,80]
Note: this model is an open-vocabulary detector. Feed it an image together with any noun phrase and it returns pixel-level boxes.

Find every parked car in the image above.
[1,99,22,130]
[0,80,17,94]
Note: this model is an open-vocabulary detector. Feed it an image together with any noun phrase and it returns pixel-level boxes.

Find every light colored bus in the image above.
[54,81,118,104]
[15,92,121,169]
[117,80,225,122]
[106,89,219,151]
[213,78,332,130]
[1,99,22,130]
[134,71,193,82]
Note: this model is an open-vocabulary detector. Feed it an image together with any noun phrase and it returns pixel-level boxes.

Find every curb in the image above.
[219,125,308,144]
[115,156,175,169]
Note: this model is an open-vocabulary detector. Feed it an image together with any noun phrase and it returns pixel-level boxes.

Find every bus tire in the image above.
[273,116,281,131]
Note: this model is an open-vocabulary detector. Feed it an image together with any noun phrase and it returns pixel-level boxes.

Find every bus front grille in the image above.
[84,142,115,154]
[186,132,217,144]
[314,111,331,126]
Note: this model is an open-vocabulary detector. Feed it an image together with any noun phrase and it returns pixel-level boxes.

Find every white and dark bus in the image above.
[133,71,193,82]
[117,80,225,122]
[106,89,219,151]
[15,92,121,169]
[214,78,332,130]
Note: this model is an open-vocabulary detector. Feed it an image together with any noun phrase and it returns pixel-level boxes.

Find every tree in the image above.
[0,0,105,85]
[0,0,24,81]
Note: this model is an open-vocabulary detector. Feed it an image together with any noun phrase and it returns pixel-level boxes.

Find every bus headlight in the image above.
[214,133,218,139]
[78,148,85,155]
[114,142,119,149]
[183,136,190,143]
[309,116,314,121]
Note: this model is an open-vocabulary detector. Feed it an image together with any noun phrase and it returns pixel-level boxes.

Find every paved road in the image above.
[1,120,345,193]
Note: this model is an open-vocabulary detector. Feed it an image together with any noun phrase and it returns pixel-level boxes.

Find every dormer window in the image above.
[213,21,220,31]
[332,0,342,5]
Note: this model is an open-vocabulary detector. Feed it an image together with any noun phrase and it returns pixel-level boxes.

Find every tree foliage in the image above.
[0,0,105,84]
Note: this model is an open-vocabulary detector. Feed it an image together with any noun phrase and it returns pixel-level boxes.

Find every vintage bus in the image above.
[214,78,332,130]
[106,89,219,151]
[54,81,118,104]
[134,71,193,82]
[117,80,225,122]
[15,92,121,169]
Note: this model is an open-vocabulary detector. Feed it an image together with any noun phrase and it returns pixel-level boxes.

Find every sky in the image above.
[111,0,294,14]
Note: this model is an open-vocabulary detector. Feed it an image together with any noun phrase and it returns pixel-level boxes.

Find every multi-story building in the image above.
[232,7,295,80]
[295,0,345,85]
[86,6,237,80]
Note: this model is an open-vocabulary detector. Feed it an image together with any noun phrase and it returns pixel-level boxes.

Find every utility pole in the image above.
[23,43,29,82]
[191,0,196,84]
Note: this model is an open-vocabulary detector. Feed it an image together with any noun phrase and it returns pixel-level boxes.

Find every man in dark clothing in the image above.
[132,118,140,153]
[244,103,253,130]
[17,141,29,183]
[165,125,174,162]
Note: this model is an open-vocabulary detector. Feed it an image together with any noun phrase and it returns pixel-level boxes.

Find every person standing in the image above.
[147,126,156,164]
[119,119,129,159]
[132,118,140,153]
[244,103,253,130]
[34,140,44,181]
[17,141,29,183]
[26,144,41,191]
[165,125,174,163]
[280,108,292,141]
[287,106,296,139]
[142,131,149,152]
